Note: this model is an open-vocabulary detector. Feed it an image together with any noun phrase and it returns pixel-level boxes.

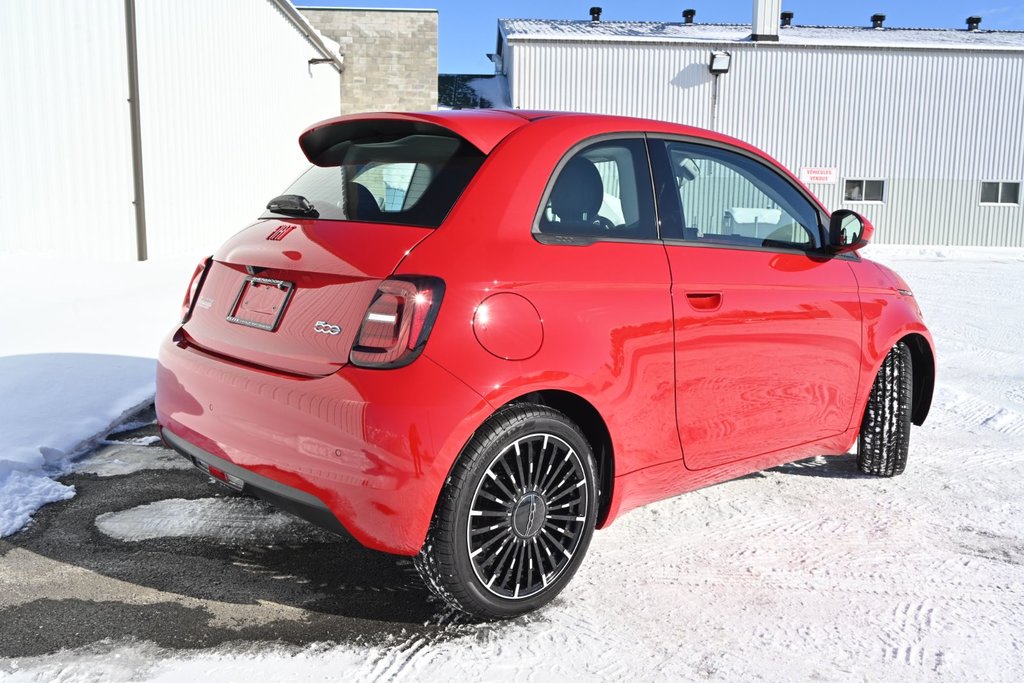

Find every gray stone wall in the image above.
[300,8,438,114]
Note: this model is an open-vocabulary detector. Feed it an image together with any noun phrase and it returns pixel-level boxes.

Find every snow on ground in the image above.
[0,253,193,536]
[2,247,1024,681]
[73,443,191,477]
[95,497,306,543]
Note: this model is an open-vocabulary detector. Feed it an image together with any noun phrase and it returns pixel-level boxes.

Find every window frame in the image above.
[843,178,886,204]
[648,135,832,256]
[980,180,1021,206]
[532,133,662,246]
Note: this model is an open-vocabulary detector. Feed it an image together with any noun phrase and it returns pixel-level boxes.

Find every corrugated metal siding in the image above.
[0,0,136,259]
[0,1,340,261]
[136,0,341,259]
[507,39,1024,245]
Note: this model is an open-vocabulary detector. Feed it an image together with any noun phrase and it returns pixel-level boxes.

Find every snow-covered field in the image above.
[2,246,1023,681]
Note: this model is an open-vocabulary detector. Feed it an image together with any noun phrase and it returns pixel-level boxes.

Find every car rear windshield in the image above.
[265,132,485,228]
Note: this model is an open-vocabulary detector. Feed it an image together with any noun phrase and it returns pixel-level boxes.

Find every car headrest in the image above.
[349,183,383,221]
[550,157,603,222]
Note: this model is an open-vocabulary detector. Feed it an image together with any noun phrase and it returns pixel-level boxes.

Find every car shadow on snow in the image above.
[0,411,486,657]
[767,453,875,479]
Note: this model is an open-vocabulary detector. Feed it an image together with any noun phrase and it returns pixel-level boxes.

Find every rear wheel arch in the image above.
[439,389,615,530]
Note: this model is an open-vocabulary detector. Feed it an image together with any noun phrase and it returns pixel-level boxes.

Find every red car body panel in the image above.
[665,246,862,469]
[155,110,935,556]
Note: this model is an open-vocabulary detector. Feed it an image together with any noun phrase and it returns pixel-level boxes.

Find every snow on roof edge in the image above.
[498,18,1024,52]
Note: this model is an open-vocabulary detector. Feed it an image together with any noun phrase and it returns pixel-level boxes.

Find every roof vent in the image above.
[871,13,886,29]
[682,8,696,24]
[589,6,602,22]
[780,11,794,27]
[966,15,982,31]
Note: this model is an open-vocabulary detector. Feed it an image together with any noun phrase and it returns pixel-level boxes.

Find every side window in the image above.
[658,141,823,250]
[537,139,657,241]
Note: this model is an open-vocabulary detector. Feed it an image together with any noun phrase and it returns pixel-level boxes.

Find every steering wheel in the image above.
[591,216,615,231]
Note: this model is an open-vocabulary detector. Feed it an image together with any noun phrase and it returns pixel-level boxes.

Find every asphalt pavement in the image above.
[0,408,472,658]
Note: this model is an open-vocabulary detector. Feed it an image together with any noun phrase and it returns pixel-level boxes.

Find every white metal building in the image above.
[492,3,1024,245]
[0,0,342,261]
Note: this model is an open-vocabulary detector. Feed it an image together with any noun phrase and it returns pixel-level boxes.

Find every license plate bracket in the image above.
[225,276,294,331]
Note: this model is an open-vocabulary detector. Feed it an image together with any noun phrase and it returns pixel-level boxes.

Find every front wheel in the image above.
[858,341,913,476]
[415,404,598,619]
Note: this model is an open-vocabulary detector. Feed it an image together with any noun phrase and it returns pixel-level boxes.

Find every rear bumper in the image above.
[161,427,351,538]
[155,332,493,556]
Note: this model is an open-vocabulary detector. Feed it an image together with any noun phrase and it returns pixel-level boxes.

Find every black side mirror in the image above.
[266,194,318,218]
[828,209,873,253]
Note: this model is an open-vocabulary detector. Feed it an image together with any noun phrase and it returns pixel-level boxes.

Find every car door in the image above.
[528,136,682,474]
[649,138,862,470]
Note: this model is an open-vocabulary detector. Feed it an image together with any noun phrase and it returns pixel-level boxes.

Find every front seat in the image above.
[545,157,604,234]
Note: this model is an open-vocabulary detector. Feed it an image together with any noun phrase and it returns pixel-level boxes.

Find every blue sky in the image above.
[302,1,1024,73]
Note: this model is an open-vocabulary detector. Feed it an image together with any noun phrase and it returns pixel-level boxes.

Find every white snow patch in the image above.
[95,498,305,543]
[119,435,163,447]
[74,443,192,477]
[0,253,194,537]
[0,470,75,537]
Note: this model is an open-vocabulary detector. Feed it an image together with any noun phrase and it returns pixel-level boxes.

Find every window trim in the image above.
[979,180,1021,206]
[531,132,662,246]
[843,178,887,204]
[648,135,831,255]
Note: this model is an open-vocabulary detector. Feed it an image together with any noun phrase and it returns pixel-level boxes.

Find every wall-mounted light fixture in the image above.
[709,51,732,74]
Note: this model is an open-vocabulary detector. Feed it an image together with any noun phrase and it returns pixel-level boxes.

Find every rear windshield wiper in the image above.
[266,194,319,218]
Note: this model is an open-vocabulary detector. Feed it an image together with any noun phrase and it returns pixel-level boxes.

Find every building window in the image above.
[844,179,885,203]
[980,181,1020,205]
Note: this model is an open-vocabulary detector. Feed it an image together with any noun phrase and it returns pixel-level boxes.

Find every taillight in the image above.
[350,276,445,368]
[180,256,212,324]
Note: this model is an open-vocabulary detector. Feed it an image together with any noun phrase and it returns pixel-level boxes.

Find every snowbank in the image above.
[0,253,194,536]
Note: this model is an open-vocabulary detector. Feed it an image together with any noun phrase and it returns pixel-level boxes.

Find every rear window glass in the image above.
[265,133,484,228]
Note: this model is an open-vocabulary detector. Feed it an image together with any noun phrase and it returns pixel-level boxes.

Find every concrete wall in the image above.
[300,8,438,113]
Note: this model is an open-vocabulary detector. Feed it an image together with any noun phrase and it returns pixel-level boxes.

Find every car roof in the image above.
[298,109,763,166]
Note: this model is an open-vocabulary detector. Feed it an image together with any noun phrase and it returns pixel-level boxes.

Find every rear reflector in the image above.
[191,457,244,491]
[350,276,444,369]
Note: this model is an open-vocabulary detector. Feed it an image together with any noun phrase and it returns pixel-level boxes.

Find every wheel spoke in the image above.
[513,442,527,494]
[474,526,512,559]
[548,478,586,505]
[488,535,519,586]
[539,451,571,494]
[544,520,579,540]
[484,468,517,502]
[531,435,549,490]
[476,490,509,507]
[548,497,582,511]
[470,508,510,518]
[498,456,520,493]
[513,542,526,598]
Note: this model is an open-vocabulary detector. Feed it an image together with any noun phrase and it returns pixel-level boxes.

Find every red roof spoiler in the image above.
[298,110,531,164]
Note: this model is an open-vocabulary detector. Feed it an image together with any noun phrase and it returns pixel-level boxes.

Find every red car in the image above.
[156,110,934,619]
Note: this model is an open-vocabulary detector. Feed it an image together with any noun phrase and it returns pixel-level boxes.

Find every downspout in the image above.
[124,0,147,261]
[267,0,344,72]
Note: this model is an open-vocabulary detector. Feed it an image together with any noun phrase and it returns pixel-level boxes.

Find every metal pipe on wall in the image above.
[124,0,147,261]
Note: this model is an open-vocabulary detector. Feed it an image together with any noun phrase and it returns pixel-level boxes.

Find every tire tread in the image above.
[858,342,913,477]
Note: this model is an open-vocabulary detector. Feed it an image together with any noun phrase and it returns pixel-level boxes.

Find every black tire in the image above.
[858,341,913,477]
[415,403,598,619]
